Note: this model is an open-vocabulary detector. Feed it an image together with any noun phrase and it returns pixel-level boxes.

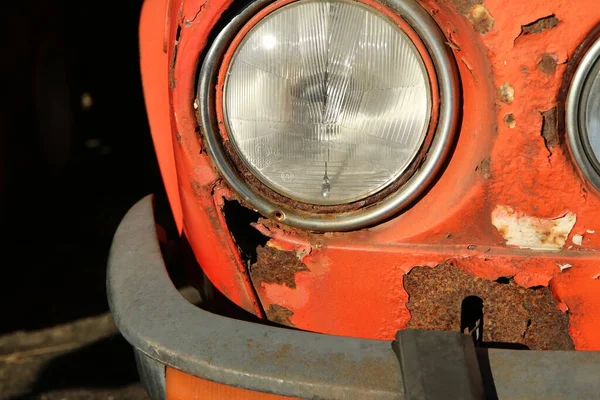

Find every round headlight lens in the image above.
[223,0,432,205]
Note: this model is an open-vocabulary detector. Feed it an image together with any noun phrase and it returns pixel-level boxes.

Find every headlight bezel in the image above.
[566,25,600,192]
[198,0,460,231]
[220,0,434,206]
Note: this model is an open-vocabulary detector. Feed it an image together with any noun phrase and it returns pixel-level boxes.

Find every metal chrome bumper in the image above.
[108,196,600,400]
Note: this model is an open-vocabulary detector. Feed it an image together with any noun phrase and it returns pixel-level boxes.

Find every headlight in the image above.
[567,26,600,191]
[223,0,431,205]
[199,0,459,230]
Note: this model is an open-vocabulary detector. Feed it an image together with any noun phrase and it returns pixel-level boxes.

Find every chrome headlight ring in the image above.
[198,0,460,231]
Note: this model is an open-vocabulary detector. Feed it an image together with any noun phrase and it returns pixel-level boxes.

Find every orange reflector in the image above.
[166,367,298,399]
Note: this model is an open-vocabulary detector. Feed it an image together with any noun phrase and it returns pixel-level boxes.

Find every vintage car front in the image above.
[108,0,600,398]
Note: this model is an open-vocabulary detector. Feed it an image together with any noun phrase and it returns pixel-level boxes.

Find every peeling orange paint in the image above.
[491,205,576,251]
[551,264,600,349]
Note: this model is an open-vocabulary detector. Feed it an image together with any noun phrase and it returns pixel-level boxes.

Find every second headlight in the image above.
[567,25,600,192]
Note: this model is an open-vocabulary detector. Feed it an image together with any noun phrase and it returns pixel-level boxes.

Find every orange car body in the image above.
[137,0,600,394]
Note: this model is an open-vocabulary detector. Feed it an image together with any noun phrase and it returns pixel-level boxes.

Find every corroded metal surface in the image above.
[405,264,574,350]
[520,15,560,36]
[251,246,309,290]
[468,4,495,34]
[538,54,558,75]
[541,107,559,148]
[265,304,295,327]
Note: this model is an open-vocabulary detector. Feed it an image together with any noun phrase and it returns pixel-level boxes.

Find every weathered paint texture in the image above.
[265,304,296,327]
[468,4,495,34]
[491,205,576,251]
[250,245,310,290]
[140,0,600,351]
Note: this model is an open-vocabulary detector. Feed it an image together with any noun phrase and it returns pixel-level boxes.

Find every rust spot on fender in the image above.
[405,264,574,350]
[520,15,560,36]
[449,0,494,34]
[541,107,559,149]
[538,53,558,75]
[266,304,295,327]
[449,0,481,15]
[497,83,514,104]
[469,4,494,34]
[476,157,491,179]
[169,24,182,89]
[251,245,309,289]
[503,113,516,128]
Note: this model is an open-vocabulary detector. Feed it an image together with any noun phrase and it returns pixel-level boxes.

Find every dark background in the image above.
[1,1,167,398]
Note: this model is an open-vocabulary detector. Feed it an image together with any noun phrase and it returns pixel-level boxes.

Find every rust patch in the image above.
[265,304,295,327]
[250,245,309,289]
[503,113,516,129]
[538,53,557,75]
[541,107,559,149]
[476,157,491,179]
[450,0,481,15]
[169,25,182,89]
[469,4,494,34]
[497,83,514,104]
[168,48,177,89]
[449,0,494,34]
[405,264,574,350]
[520,15,560,36]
